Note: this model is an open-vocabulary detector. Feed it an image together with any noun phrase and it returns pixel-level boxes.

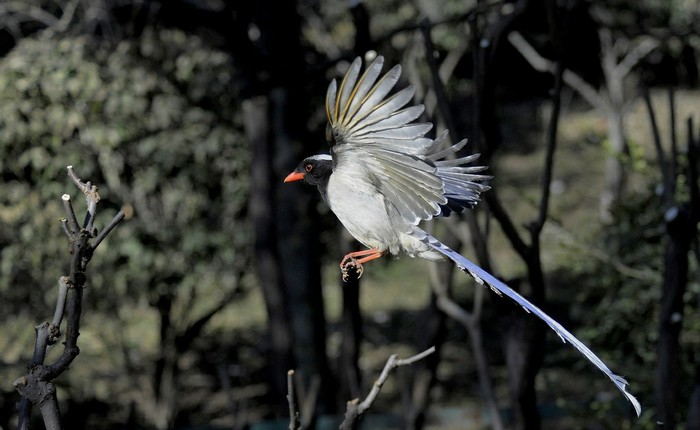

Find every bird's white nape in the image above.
[307,154,333,162]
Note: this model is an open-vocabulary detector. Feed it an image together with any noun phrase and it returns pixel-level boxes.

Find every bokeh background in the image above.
[0,0,699,429]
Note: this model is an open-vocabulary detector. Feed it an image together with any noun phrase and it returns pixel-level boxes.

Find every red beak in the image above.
[284,171,305,183]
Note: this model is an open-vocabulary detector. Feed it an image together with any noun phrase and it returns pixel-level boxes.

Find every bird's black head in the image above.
[284,154,333,190]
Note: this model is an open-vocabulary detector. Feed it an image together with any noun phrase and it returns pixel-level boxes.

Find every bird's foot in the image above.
[339,248,386,281]
[340,257,364,282]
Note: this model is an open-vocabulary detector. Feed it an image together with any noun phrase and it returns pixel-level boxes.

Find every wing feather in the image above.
[335,58,362,123]
[353,123,433,141]
[326,56,489,224]
[343,57,385,123]
[350,106,424,136]
[345,65,402,126]
[326,79,337,127]
[349,86,415,131]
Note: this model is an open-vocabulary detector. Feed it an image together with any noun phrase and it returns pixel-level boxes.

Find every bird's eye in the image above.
[305,164,313,172]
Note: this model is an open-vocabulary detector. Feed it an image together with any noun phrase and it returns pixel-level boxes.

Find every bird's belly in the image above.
[326,174,398,252]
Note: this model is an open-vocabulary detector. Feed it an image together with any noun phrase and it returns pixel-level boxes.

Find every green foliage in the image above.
[566,183,700,427]
[0,29,250,426]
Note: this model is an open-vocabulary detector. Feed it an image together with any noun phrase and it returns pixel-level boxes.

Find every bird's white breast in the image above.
[326,153,442,260]
[326,162,400,253]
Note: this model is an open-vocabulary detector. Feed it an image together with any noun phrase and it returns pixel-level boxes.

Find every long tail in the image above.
[424,232,641,416]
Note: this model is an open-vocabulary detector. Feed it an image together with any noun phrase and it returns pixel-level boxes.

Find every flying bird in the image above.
[284,56,640,416]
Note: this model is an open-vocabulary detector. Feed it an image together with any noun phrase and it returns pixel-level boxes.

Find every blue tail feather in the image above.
[423,232,641,416]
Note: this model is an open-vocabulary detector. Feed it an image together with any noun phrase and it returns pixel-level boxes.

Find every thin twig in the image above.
[420,18,458,141]
[287,370,299,430]
[339,347,436,429]
[687,117,699,215]
[0,1,59,27]
[359,347,435,411]
[16,278,70,429]
[547,220,660,282]
[49,277,70,343]
[92,210,125,250]
[508,31,605,109]
[373,0,508,48]
[643,88,669,201]
[52,0,80,33]
[60,219,72,239]
[299,374,320,429]
[431,269,504,430]
[531,59,563,235]
[67,165,101,231]
[616,36,659,79]
[61,194,79,235]
[668,88,678,200]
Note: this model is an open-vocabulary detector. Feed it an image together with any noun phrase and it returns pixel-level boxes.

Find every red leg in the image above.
[340,248,386,281]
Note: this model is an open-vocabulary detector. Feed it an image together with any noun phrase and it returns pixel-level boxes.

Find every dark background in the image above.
[0,0,698,429]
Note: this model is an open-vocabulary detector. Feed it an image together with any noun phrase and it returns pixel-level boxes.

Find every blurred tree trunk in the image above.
[651,107,700,429]
[337,0,371,407]
[656,205,694,430]
[339,233,363,402]
[689,363,700,430]
[403,292,447,430]
[150,292,178,430]
[598,29,630,222]
[239,0,333,418]
[412,11,505,428]
[475,1,549,428]
[244,96,296,413]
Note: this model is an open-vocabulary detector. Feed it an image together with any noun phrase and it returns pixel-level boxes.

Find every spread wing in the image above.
[326,56,489,225]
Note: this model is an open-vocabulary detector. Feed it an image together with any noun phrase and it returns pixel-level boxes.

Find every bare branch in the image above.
[15,166,124,429]
[49,277,70,343]
[339,347,436,430]
[37,391,61,430]
[643,88,671,206]
[287,370,299,430]
[531,60,563,235]
[358,347,435,411]
[420,18,459,141]
[67,165,101,230]
[430,268,504,430]
[61,194,79,235]
[508,31,606,109]
[299,375,321,429]
[0,2,59,27]
[668,88,678,199]
[92,209,125,250]
[616,37,659,79]
[60,219,72,239]
[687,117,699,216]
[14,377,60,430]
[548,220,660,282]
[484,189,529,258]
[507,31,553,73]
[53,0,80,34]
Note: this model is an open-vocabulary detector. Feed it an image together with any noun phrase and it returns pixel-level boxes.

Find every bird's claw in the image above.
[340,257,364,281]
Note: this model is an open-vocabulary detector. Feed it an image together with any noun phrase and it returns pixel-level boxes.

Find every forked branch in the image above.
[338,347,436,430]
[14,166,125,430]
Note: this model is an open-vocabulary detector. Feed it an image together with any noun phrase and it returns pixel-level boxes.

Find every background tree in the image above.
[0,27,251,429]
[1,0,698,429]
